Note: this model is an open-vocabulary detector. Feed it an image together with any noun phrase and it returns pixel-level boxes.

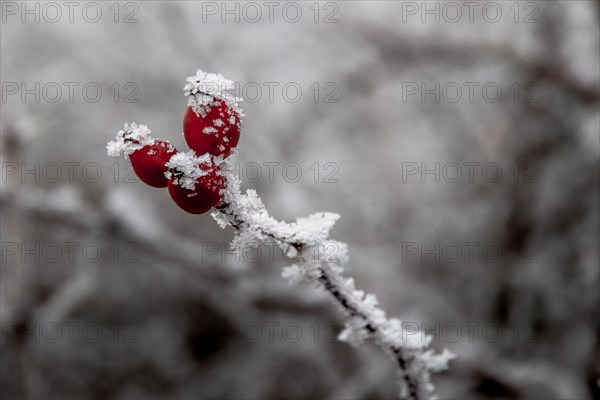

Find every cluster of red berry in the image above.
[107,71,242,214]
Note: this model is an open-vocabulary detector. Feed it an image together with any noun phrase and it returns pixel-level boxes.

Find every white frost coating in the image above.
[183,69,244,118]
[164,151,211,190]
[212,160,455,400]
[338,316,370,348]
[106,122,155,157]
[421,349,456,373]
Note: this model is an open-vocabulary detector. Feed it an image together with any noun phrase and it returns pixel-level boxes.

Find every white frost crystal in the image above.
[281,264,304,285]
[184,69,243,118]
[338,317,370,347]
[106,122,155,157]
[164,151,211,190]
[422,348,456,373]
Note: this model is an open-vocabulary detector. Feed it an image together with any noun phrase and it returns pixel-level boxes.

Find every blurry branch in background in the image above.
[213,167,454,400]
[366,29,599,102]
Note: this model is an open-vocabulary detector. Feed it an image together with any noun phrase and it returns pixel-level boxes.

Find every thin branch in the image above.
[317,267,420,399]
[212,173,454,399]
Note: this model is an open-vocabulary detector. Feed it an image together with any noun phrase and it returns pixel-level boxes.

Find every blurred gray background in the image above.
[1,1,599,399]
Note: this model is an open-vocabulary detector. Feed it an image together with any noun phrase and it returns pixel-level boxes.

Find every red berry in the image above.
[129,140,177,188]
[183,100,241,158]
[168,168,225,214]
[166,153,225,214]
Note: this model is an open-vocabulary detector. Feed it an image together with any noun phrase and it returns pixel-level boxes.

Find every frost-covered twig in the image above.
[107,69,454,399]
[212,169,454,400]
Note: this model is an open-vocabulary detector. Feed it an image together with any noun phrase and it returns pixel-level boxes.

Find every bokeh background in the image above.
[1,1,599,399]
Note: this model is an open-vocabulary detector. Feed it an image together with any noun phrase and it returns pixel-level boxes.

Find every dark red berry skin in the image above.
[130,141,177,188]
[183,101,240,158]
[168,168,225,214]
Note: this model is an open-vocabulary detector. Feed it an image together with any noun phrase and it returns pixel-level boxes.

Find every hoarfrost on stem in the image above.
[212,159,455,400]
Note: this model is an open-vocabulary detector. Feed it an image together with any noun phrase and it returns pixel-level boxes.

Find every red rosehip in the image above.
[168,167,225,214]
[183,100,241,158]
[165,152,225,214]
[129,140,177,188]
